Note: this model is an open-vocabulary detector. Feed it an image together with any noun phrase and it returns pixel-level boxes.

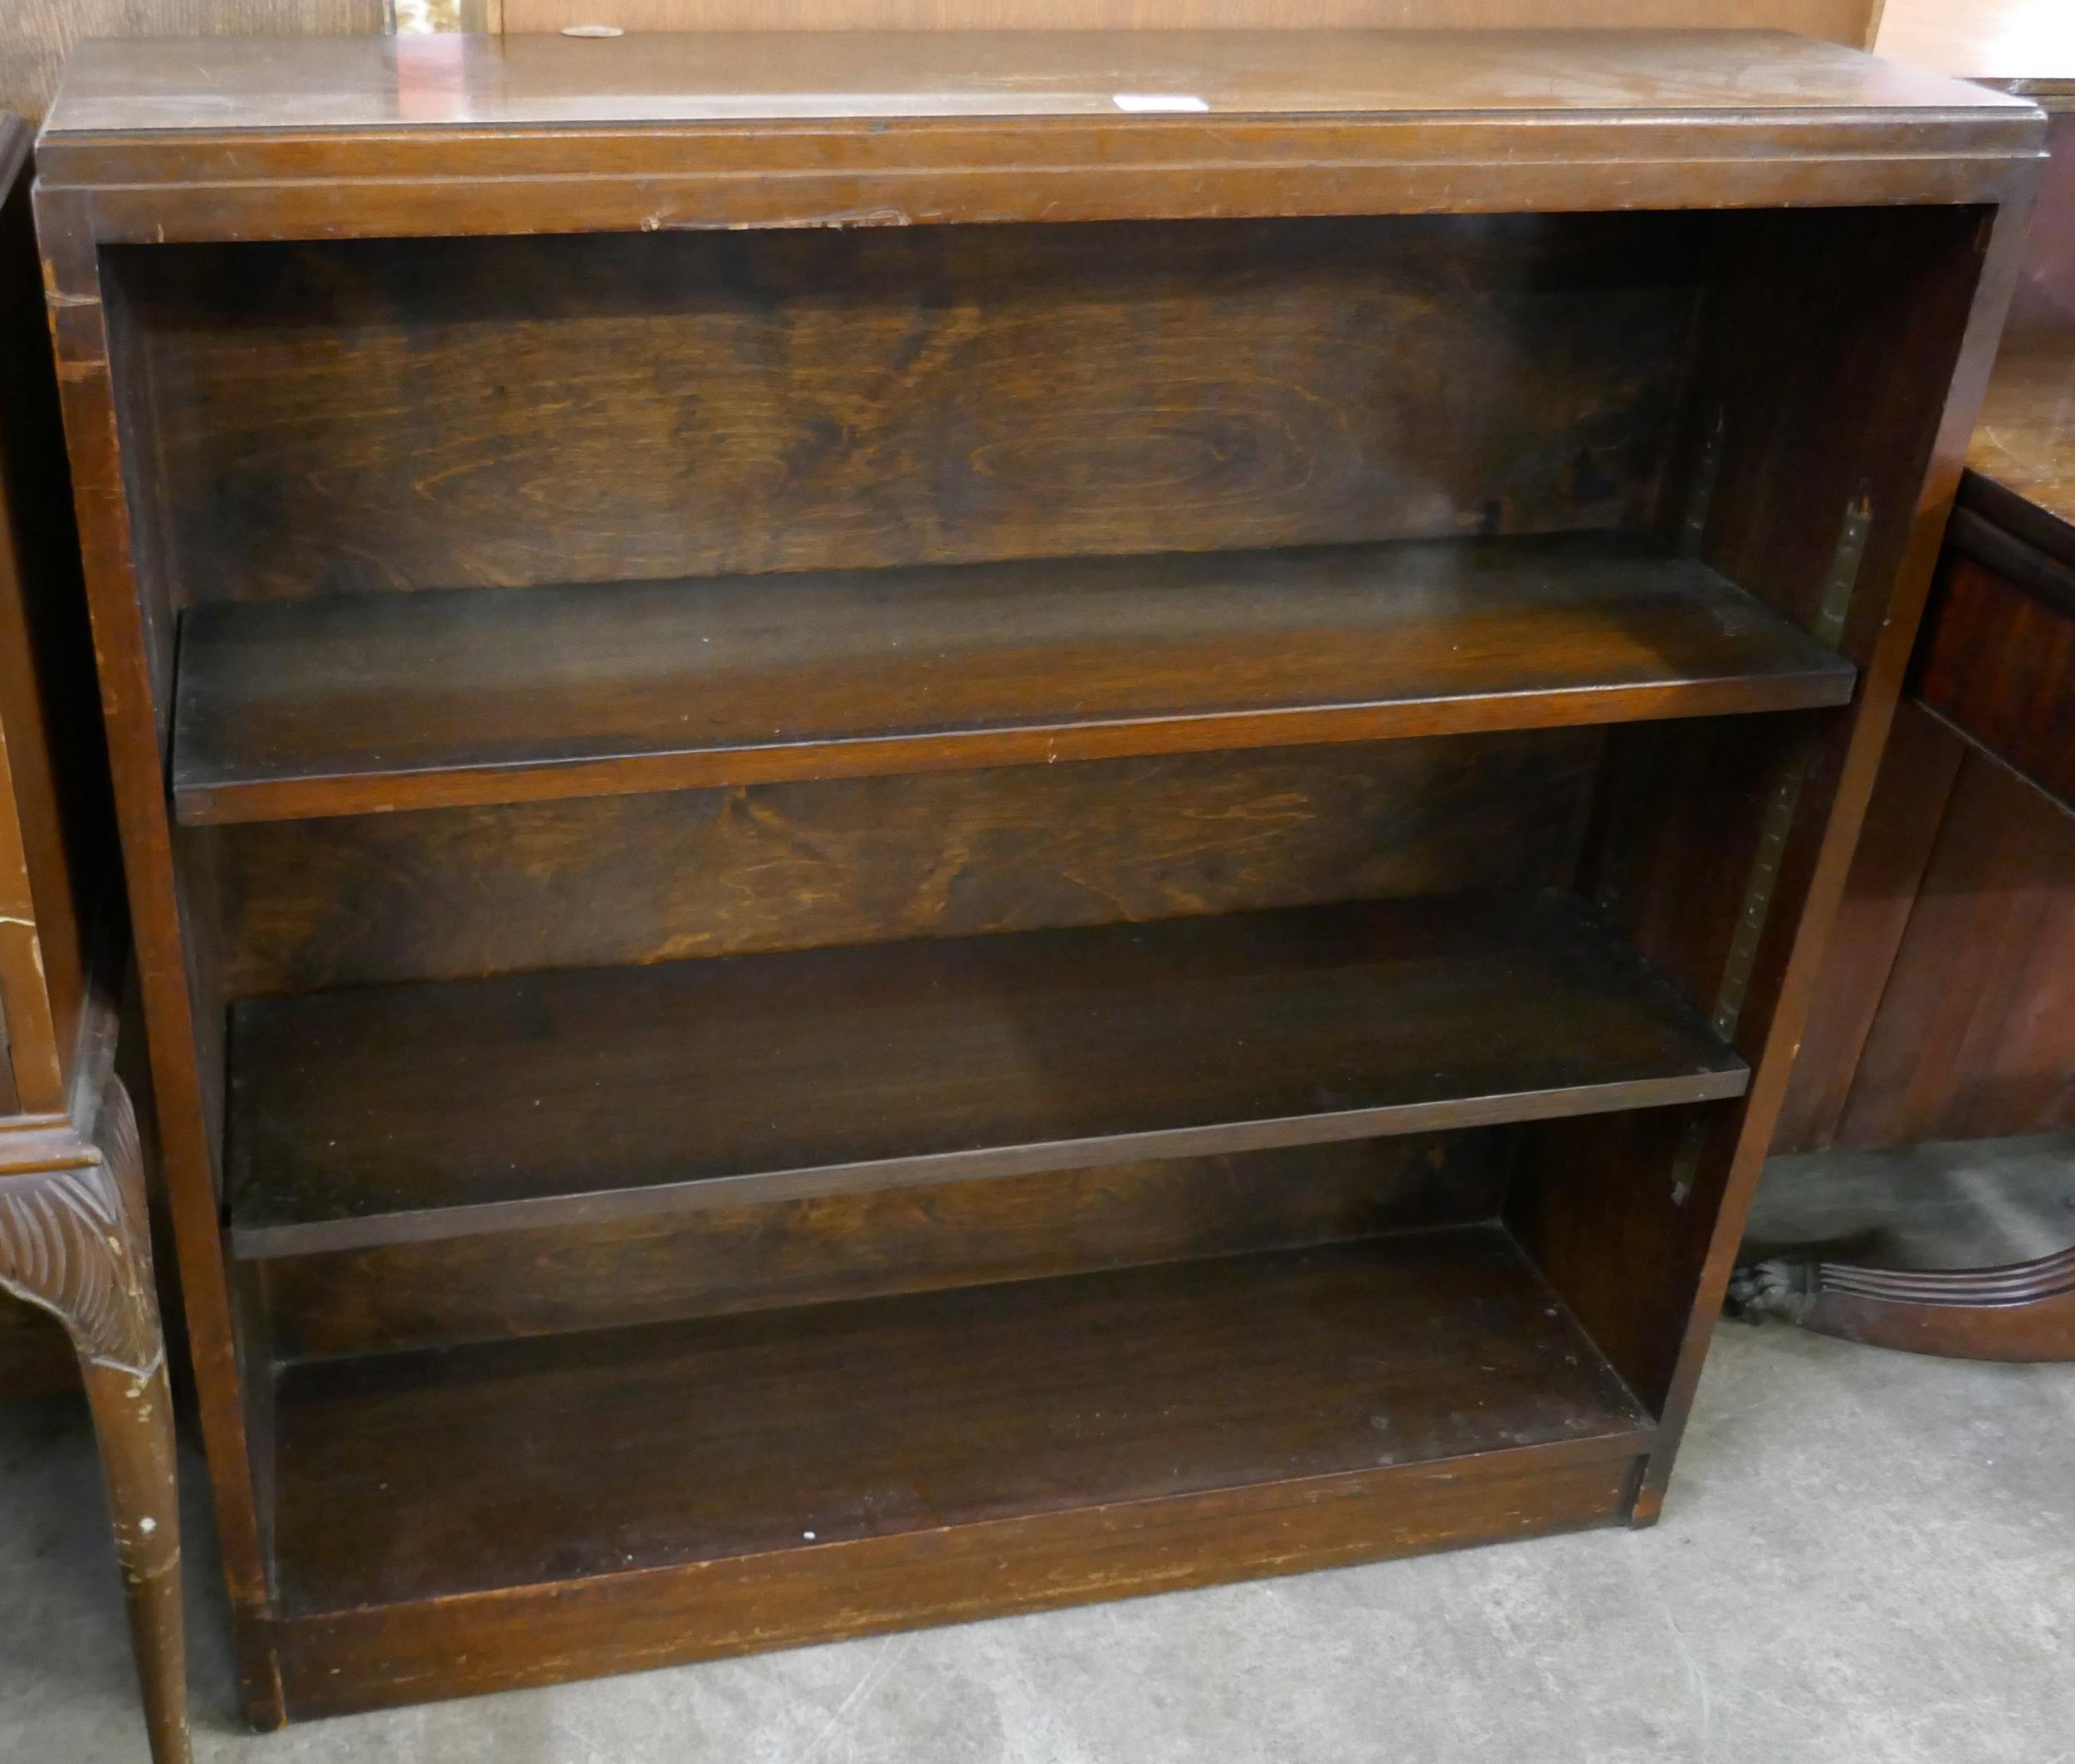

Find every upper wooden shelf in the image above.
[225,887,1746,1258]
[172,534,1854,826]
[33,30,2040,241]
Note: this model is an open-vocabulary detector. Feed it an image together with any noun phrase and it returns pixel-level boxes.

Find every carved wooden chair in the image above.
[0,110,190,1764]
[0,1078,187,1761]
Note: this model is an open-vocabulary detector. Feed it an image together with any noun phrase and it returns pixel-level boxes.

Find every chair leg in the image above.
[77,1351,188,1762]
[1730,1242,2075,1362]
[0,1080,191,1764]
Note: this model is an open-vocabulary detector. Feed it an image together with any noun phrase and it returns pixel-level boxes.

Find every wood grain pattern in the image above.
[0,1162,159,1371]
[208,732,1601,996]
[0,115,108,1112]
[0,118,66,1113]
[1916,550,2075,808]
[1834,729,2075,1147]
[261,1133,1511,1358]
[1961,334,2075,568]
[171,535,1851,824]
[1780,388,2075,1155]
[129,219,1696,605]
[36,35,2037,249]
[73,1082,190,1764]
[0,1083,191,1762]
[1579,711,1817,1040]
[1599,183,2024,1519]
[227,890,1745,1256]
[36,183,281,1716]
[1,1,383,125]
[506,2,1880,43]
[48,27,1966,142]
[272,1447,1639,1720]
[33,28,2039,1724]
[1510,1102,1741,1412]
[269,1229,1650,1613]
[1685,203,1993,662]
[1768,699,1965,1153]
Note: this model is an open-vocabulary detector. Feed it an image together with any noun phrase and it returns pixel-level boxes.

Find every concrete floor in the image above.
[4,1135,2073,1764]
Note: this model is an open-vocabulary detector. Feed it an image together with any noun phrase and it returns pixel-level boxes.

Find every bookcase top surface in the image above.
[35,32,2041,245]
[45,29,2032,138]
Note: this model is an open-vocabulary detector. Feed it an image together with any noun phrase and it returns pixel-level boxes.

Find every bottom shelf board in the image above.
[266,1226,1652,1711]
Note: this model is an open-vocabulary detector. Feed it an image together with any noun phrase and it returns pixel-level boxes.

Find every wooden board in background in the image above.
[2,2,383,124]
[210,731,1604,995]
[503,3,1879,48]
[1834,734,2075,1148]
[261,1133,1511,1357]
[1918,546,2075,808]
[127,218,1697,605]
[1768,700,1965,1153]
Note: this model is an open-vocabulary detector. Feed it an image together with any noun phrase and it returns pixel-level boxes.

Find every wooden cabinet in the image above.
[1774,451,2075,1155]
[1741,313,2075,1361]
[34,28,2039,1726]
[1775,97,2075,1157]
[1750,87,2075,1362]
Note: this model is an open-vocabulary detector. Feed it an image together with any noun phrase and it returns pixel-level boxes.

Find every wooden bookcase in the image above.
[34,28,2041,1726]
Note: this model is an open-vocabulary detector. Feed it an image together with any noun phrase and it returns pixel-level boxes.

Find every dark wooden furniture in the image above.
[0,112,189,1764]
[2,2,387,126]
[499,1,1887,46]
[1747,81,2075,1361]
[35,28,2039,1726]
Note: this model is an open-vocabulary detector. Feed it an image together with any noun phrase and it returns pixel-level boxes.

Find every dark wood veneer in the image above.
[258,1134,1512,1361]
[208,732,1603,996]
[272,1230,1649,1613]
[227,890,1745,1257]
[173,535,1852,824]
[36,27,2038,1725]
[259,1224,1655,1713]
[127,218,1696,606]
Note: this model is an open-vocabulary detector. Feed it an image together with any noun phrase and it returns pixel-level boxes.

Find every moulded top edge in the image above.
[42,29,2043,141]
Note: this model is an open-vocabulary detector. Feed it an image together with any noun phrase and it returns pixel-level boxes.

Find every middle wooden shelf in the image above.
[225,887,1746,1258]
[172,530,1855,826]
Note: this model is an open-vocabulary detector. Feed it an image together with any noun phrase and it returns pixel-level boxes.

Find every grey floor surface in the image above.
[4,1134,2073,1764]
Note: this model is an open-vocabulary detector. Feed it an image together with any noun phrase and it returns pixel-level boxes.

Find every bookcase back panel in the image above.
[260,1129,1513,1360]
[208,729,1599,997]
[115,213,1702,604]
[1687,203,1991,662]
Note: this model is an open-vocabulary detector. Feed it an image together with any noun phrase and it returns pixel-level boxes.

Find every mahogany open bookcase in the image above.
[34,28,2042,1725]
